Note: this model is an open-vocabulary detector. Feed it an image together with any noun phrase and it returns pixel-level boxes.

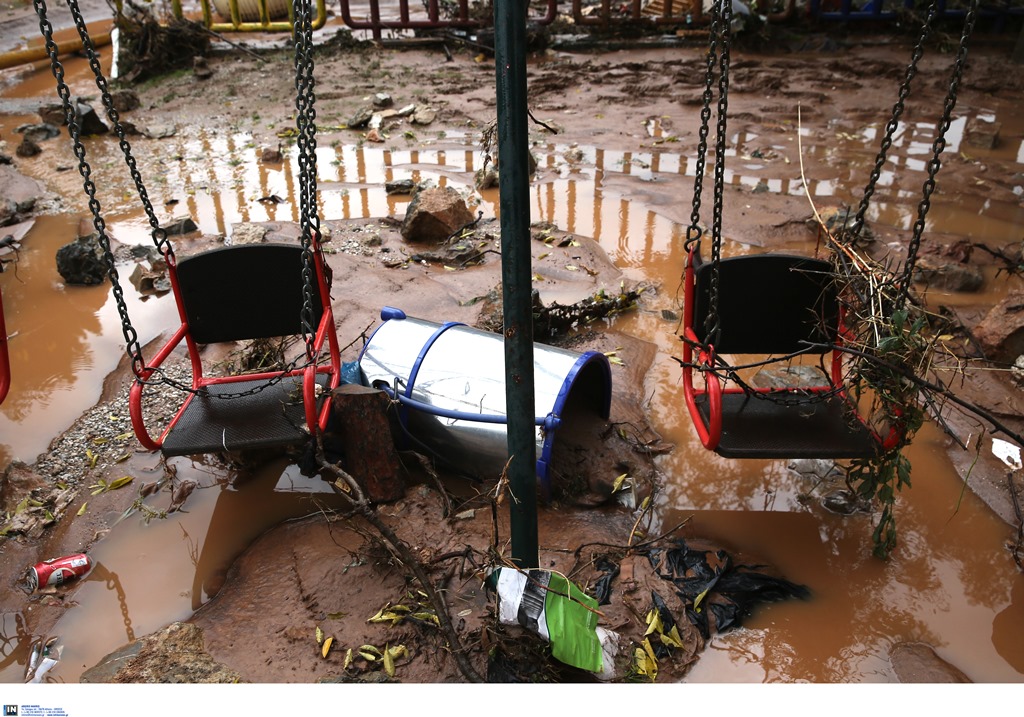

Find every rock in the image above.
[74,101,108,136]
[0,152,11,165]
[37,103,65,126]
[890,642,971,683]
[128,261,171,295]
[385,178,416,195]
[973,291,1024,363]
[365,128,385,143]
[142,123,176,139]
[228,222,268,245]
[474,166,499,190]
[348,106,374,129]
[15,137,41,158]
[260,145,283,163]
[161,216,199,236]
[55,234,107,285]
[0,165,46,214]
[327,384,406,503]
[395,103,416,117]
[912,255,983,292]
[81,622,244,683]
[411,106,436,125]
[372,92,393,108]
[110,89,140,113]
[964,117,1000,150]
[15,123,61,142]
[193,56,213,80]
[400,186,475,243]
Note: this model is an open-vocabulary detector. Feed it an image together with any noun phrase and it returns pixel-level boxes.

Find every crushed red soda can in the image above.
[27,554,92,592]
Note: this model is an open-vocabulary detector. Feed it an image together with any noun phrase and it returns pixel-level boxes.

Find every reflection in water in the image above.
[0,216,177,467]
[1,63,1023,683]
[0,458,344,683]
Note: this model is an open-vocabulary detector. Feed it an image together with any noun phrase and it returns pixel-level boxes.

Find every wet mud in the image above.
[1,22,1024,684]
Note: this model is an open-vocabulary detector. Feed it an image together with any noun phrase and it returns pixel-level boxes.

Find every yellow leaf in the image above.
[611,473,628,493]
[661,624,685,649]
[333,479,351,494]
[384,646,395,677]
[565,264,579,271]
[388,645,407,660]
[344,648,353,669]
[443,265,456,271]
[538,252,550,260]
[359,651,378,662]
[639,495,651,511]
[322,636,334,658]
[114,432,133,441]
[411,612,440,626]
[76,502,88,517]
[86,448,97,468]
[107,476,134,491]
[694,587,709,611]
[359,644,382,657]
[92,437,109,446]
[316,626,324,644]
[938,334,954,341]
[644,609,662,636]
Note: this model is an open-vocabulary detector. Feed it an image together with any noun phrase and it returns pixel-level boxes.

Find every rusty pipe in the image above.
[0,30,112,72]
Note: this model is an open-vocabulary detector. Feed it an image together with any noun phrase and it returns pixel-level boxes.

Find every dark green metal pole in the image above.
[494,0,538,569]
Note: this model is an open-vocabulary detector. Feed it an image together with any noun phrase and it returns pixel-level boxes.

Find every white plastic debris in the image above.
[991,437,1022,471]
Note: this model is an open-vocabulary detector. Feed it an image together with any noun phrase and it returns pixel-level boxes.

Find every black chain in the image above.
[684,4,720,254]
[897,0,978,310]
[848,0,937,243]
[293,0,321,357]
[705,0,732,348]
[32,0,148,377]
[65,0,173,262]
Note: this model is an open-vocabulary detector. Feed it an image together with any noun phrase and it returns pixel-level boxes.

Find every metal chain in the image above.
[32,0,147,378]
[684,4,720,254]
[897,0,978,310]
[293,0,321,357]
[704,0,732,348]
[848,0,938,243]
[65,0,172,261]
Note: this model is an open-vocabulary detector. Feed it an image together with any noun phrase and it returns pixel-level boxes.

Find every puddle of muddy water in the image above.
[1,49,1023,683]
[0,458,345,683]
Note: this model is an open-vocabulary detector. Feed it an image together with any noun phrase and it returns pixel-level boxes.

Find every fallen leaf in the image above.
[321,636,334,658]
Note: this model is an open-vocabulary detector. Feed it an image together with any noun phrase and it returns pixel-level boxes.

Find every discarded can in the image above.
[28,553,92,592]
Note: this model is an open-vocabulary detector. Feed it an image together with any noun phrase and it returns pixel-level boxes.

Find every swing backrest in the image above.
[691,254,840,355]
[175,243,324,345]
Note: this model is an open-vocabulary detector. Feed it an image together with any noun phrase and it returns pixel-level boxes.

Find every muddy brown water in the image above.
[1,45,1023,684]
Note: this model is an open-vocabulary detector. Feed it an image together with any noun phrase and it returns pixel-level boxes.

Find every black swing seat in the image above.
[683,251,879,460]
[130,242,340,457]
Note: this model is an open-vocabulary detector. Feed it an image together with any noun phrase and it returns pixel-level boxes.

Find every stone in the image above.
[193,56,213,80]
[74,101,108,136]
[260,145,283,163]
[110,89,140,113]
[912,255,984,292]
[228,222,268,245]
[474,166,499,190]
[161,216,199,236]
[372,92,393,108]
[37,103,65,126]
[328,384,406,503]
[821,489,869,515]
[348,106,374,129]
[385,178,416,195]
[15,137,41,158]
[128,262,171,295]
[890,642,971,683]
[55,234,107,285]
[973,291,1024,363]
[15,123,61,142]
[750,365,827,389]
[400,186,475,243]
[964,117,1000,150]
[411,106,436,125]
[81,622,243,683]
[787,458,842,480]
[1011,355,1024,387]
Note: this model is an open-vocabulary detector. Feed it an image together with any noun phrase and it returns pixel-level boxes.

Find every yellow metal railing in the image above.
[191,0,327,33]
